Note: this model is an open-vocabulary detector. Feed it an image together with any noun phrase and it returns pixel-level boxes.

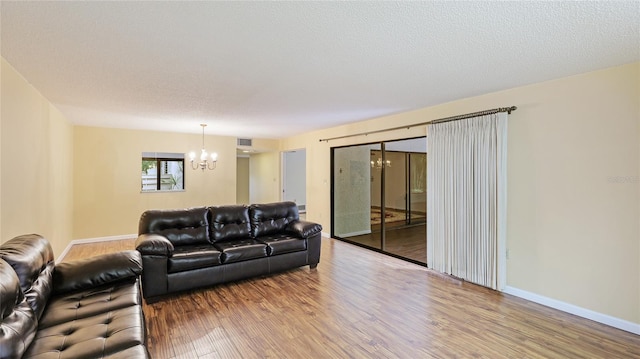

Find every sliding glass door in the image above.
[332,137,427,265]
[332,144,382,250]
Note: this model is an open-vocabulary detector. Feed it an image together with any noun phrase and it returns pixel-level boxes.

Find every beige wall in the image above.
[73,126,237,239]
[244,138,282,205]
[282,62,640,325]
[249,151,281,204]
[236,157,250,205]
[1,58,74,257]
[248,138,280,153]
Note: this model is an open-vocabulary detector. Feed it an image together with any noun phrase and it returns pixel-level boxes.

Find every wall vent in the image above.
[237,138,253,147]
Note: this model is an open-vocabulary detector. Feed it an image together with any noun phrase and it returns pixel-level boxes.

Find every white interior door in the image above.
[282,150,306,211]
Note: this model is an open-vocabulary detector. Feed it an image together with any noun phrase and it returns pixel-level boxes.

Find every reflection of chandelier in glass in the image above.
[370,158,391,169]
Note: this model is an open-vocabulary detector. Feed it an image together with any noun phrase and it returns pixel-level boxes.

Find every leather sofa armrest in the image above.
[53,250,142,295]
[135,234,174,256]
[286,220,323,239]
[135,234,173,300]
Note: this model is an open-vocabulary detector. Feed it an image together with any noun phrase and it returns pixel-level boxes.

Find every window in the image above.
[141,152,184,192]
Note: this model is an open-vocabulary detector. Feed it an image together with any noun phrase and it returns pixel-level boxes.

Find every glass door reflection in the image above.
[382,138,427,263]
[332,138,426,265]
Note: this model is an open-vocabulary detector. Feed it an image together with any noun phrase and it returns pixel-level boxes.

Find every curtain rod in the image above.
[318,106,517,142]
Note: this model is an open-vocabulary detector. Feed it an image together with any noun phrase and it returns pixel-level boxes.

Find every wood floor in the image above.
[62,238,640,358]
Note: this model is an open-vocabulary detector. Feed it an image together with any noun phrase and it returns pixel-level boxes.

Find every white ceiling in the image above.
[1,1,638,139]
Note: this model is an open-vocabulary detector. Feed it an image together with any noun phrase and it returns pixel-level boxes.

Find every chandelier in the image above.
[188,124,218,171]
[371,158,391,169]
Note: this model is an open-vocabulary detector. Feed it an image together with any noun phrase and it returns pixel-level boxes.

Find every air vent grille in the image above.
[237,138,253,147]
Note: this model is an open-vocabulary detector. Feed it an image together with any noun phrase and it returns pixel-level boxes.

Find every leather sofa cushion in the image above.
[0,259,37,359]
[24,305,146,359]
[249,202,299,238]
[0,234,55,320]
[139,207,210,246]
[38,279,141,329]
[214,240,268,264]
[53,250,142,296]
[209,205,251,243]
[258,234,307,256]
[168,244,222,273]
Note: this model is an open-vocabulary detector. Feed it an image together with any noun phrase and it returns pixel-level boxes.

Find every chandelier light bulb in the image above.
[187,124,218,171]
[370,157,391,169]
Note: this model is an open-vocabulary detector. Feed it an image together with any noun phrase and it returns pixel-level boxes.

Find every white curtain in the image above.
[426,113,507,290]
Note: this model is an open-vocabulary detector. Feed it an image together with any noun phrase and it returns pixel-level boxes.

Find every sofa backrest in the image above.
[208,205,251,243]
[139,207,210,246]
[0,258,37,359]
[0,234,55,321]
[249,201,299,238]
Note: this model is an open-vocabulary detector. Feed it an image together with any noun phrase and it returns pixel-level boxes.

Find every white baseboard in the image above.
[321,232,330,238]
[503,286,640,335]
[57,234,137,262]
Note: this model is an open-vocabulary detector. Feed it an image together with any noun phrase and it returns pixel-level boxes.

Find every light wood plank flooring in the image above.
[62,238,640,358]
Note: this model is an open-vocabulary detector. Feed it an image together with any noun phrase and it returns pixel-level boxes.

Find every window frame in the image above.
[141,152,185,192]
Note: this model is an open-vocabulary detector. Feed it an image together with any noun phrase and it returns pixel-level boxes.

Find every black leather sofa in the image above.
[135,201,322,301]
[0,234,149,358]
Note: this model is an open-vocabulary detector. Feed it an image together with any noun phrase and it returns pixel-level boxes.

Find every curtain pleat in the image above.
[426,113,507,290]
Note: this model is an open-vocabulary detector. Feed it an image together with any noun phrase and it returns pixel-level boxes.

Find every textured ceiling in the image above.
[1,1,639,139]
